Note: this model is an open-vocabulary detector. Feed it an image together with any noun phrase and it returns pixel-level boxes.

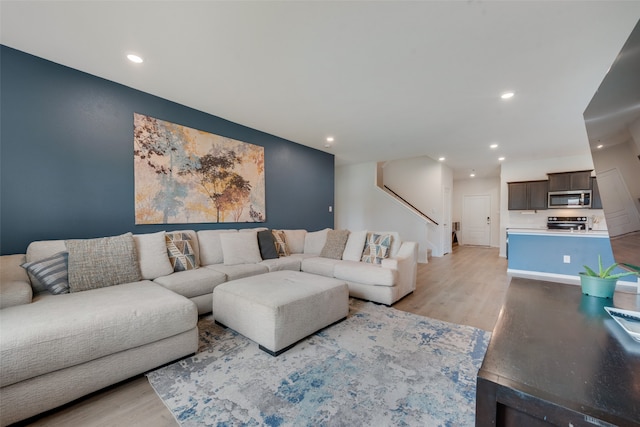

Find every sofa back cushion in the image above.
[66,232,142,292]
[342,230,368,261]
[303,228,330,255]
[133,231,173,280]
[220,231,262,265]
[282,230,307,254]
[197,229,237,265]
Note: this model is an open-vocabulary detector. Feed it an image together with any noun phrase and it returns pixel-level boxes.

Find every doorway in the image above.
[462,194,491,246]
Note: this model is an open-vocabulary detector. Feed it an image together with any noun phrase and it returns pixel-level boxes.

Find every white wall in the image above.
[382,156,453,256]
[499,153,603,257]
[453,177,501,247]
[335,162,431,262]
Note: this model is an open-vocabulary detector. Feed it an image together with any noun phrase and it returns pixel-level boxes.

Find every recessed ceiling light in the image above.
[498,157,505,161]
[326,137,334,142]
[438,157,445,162]
[470,173,476,178]
[127,54,143,63]
[501,92,514,99]
[490,143,498,149]
[597,144,604,149]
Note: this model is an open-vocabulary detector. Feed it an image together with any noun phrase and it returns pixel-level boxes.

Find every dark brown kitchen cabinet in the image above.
[591,177,603,209]
[547,170,591,191]
[508,180,548,210]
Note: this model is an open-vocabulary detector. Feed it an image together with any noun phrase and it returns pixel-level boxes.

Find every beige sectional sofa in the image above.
[0,227,417,425]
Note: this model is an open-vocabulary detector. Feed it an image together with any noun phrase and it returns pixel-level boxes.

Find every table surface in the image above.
[478,278,640,426]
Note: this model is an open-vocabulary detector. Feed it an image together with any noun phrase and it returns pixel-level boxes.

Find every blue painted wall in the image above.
[0,46,334,255]
[507,233,636,283]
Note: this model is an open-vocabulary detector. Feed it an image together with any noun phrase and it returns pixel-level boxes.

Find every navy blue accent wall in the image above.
[0,46,334,255]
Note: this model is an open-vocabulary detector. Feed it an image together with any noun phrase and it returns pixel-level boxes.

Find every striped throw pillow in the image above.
[21,251,70,295]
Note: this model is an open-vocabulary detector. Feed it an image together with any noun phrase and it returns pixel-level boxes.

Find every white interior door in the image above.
[462,194,491,246]
[442,186,452,254]
[597,168,640,237]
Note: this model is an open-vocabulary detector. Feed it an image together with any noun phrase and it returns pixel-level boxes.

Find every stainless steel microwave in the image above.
[547,190,592,209]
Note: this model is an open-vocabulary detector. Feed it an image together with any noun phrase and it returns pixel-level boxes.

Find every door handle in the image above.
[487,217,491,225]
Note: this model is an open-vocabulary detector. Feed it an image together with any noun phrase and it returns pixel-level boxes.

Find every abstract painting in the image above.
[134,113,265,224]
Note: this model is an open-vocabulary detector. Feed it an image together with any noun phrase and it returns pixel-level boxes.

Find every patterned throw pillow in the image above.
[21,251,70,295]
[166,232,197,271]
[271,230,290,257]
[361,233,393,264]
[320,230,350,260]
[66,233,142,292]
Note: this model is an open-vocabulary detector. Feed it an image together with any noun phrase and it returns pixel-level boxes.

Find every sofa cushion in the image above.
[303,228,330,255]
[259,257,301,272]
[342,230,368,261]
[197,229,237,265]
[20,251,69,295]
[283,229,307,254]
[361,233,393,264]
[66,233,142,292]
[134,231,173,280]
[220,231,262,265]
[1,254,32,308]
[205,263,269,281]
[165,232,197,271]
[272,230,290,257]
[0,281,197,388]
[320,230,350,260]
[154,268,227,299]
[257,230,279,260]
[301,257,342,278]
[25,240,67,294]
[334,261,397,287]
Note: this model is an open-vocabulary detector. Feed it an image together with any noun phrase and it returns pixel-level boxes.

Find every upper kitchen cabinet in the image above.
[547,170,592,191]
[508,180,549,210]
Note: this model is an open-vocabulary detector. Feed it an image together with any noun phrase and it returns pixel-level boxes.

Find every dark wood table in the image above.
[476,278,640,426]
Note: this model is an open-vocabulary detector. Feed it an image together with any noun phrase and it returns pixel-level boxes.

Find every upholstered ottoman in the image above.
[212,270,349,356]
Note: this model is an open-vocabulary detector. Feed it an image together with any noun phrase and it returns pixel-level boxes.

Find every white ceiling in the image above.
[1,1,639,179]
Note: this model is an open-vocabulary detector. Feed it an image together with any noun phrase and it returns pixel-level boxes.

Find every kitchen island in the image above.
[507,228,638,291]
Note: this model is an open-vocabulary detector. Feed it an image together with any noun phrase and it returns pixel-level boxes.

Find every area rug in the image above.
[147,299,491,427]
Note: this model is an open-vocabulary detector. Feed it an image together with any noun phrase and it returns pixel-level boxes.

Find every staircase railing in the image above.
[383,185,439,225]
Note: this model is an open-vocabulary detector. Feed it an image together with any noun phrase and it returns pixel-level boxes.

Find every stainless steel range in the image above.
[547,216,588,231]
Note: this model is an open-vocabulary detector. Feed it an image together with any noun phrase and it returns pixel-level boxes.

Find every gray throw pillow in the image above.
[320,230,351,260]
[66,233,142,292]
[258,230,279,260]
[21,251,70,295]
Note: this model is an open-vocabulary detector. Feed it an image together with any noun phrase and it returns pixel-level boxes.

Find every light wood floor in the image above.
[21,245,510,427]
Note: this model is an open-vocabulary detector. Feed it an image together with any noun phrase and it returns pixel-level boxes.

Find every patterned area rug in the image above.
[147,299,491,426]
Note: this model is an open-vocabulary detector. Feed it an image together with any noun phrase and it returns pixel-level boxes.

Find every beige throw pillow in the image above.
[66,233,142,292]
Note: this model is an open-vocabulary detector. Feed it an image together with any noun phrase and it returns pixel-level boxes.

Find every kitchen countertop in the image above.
[507,228,609,237]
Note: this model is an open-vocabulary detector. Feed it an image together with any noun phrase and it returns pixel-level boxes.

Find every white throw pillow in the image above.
[197,229,237,265]
[342,230,368,261]
[220,231,262,265]
[283,230,307,254]
[303,228,330,254]
[133,231,173,280]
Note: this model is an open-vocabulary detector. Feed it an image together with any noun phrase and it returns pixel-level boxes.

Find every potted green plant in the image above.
[580,255,639,298]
